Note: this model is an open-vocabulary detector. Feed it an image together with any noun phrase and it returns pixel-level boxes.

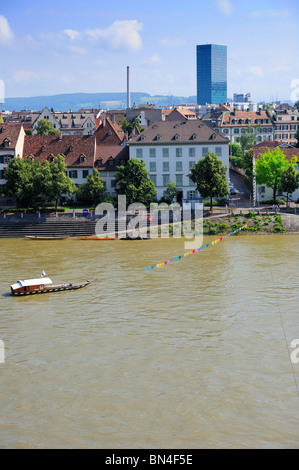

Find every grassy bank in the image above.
[154,212,286,237]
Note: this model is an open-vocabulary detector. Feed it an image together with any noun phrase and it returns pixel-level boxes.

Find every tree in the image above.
[236,126,258,152]
[114,158,157,207]
[294,101,299,110]
[161,180,177,204]
[255,148,293,202]
[48,155,76,211]
[229,142,244,168]
[34,118,60,136]
[76,169,105,205]
[121,118,144,135]
[280,163,299,205]
[31,158,53,207]
[189,152,229,212]
[3,157,34,208]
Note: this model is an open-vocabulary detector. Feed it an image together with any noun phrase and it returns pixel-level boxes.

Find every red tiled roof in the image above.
[254,144,299,162]
[94,117,125,146]
[23,135,96,168]
[0,123,23,149]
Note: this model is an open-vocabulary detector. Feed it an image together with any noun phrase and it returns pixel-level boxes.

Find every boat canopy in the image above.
[10,278,53,290]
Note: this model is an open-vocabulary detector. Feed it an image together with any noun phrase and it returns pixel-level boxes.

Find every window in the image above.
[69,170,78,179]
[202,147,209,156]
[187,191,197,200]
[189,147,195,158]
[176,174,183,186]
[276,125,281,130]
[149,148,156,158]
[163,148,169,158]
[215,147,222,156]
[234,128,239,134]
[258,186,265,194]
[163,161,169,172]
[83,170,89,179]
[176,161,182,172]
[150,162,156,172]
[111,179,116,188]
[0,155,12,164]
[136,148,143,159]
[189,161,195,170]
[282,125,288,130]
[150,175,157,185]
[176,148,182,158]
[100,171,107,177]
[163,175,170,186]
[0,169,5,179]
[290,125,296,130]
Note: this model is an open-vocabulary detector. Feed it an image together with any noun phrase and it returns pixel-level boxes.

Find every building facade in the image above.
[196,44,227,106]
[271,109,299,146]
[129,120,229,201]
[0,123,26,205]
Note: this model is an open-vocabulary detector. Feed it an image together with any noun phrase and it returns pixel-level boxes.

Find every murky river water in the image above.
[0,234,298,449]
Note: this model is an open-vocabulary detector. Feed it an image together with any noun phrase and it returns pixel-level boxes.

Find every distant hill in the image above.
[2,92,198,112]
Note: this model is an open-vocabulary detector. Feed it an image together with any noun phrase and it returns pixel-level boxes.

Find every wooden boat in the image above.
[76,236,117,240]
[10,277,90,296]
[25,236,68,240]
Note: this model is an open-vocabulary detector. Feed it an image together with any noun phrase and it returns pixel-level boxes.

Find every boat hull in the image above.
[11,281,90,296]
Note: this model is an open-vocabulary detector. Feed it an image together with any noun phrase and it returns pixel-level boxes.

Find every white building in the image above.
[0,123,26,205]
[32,107,96,136]
[129,120,229,202]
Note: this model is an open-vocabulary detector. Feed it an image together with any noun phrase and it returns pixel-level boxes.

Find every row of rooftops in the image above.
[1,115,299,171]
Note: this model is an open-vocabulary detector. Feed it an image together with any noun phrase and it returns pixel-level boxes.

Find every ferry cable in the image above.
[269,264,299,398]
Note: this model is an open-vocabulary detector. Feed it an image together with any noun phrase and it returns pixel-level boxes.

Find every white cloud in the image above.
[161,38,186,48]
[64,29,80,40]
[216,0,233,16]
[0,15,14,44]
[13,70,39,82]
[86,20,142,51]
[249,66,264,77]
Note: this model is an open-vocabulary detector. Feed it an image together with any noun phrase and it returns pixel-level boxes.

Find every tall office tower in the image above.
[196,44,227,105]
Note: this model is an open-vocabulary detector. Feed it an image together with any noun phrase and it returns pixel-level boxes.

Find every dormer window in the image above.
[174,124,179,128]
[3,138,10,147]
[0,127,5,133]
[192,133,197,140]
[97,158,103,166]
[108,130,112,136]
[108,157,114,166]
[79,154,86,163]
[155,134,161,141]
[174,134,179,140]
[69,145,74,152]
[41,145,46,152]
[211,133,217,140]
[48,155,54,163]
[152,125,158,129]
[139,135,145,141]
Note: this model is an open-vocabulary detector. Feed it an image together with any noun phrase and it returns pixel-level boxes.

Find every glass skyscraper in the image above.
[196,44,227,105]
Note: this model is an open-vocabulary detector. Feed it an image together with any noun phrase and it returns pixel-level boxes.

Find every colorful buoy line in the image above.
[145,222,250,271]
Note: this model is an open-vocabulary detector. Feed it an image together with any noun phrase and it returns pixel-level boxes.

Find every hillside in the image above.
[3,92,198,112]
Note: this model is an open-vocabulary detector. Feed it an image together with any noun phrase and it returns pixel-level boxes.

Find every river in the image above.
[0,234,298,448]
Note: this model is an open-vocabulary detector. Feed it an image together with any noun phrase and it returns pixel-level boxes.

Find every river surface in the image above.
[0,234,298,449]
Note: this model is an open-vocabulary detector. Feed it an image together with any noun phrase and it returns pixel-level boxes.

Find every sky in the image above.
[0,0,299,103]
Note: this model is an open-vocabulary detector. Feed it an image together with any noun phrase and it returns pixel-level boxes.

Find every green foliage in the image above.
[280,164,299,201]
[121,118,144,135]
[189,152,228,212]
[236,126,258,151]
[256,148,294,202]
[3,157,34,207]
[3,155,75,209]
[114,158,157,207]
[76,169,105,205]
[34,119,60,136]
[161,180,177,204]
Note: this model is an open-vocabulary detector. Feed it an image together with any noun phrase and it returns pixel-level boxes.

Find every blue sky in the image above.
[0,0,298,103]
